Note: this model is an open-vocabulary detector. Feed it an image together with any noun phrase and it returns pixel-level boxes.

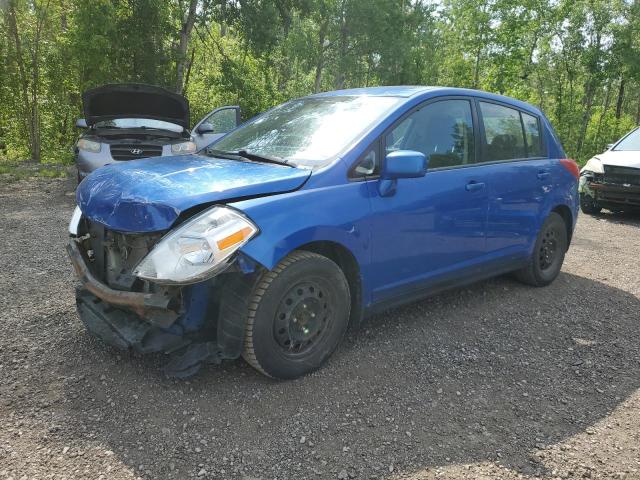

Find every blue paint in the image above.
[77,154,310,232]
[77,87,579,314]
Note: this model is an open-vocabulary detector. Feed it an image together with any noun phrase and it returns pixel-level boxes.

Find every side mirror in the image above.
[197,122,214,134]
[381,150,427,180]
[378,150,428,197]
[76,118,88,129]
[605,143,614,150]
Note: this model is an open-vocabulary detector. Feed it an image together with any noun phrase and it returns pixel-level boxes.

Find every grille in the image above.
[110,144,163,161]
[603,165,640,186]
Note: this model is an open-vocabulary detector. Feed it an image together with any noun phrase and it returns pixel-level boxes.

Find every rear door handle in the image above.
[537,170,550,180]
[465,181,485,192]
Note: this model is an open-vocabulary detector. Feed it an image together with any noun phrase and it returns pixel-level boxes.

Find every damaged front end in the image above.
[67,209,259,378]
[580,161,640,210]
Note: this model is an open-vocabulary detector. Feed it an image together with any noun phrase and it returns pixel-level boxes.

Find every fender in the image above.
[530,165,579,255]
[230,181,375,304]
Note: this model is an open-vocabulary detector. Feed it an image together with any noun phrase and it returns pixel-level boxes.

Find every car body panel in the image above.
[580,128,640,209]
[82,83,190,128]
[591,150,640,169]
[77,154,311,233]
[192,106,242,150]
[68,86,579,375]
[366,166,490,303]
[75,84,240,177]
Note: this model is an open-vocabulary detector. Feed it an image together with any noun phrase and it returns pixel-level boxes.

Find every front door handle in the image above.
[537,170,550,180]
[465,181,485,192]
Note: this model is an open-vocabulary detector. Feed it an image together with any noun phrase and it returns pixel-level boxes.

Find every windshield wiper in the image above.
[206,148,292,167]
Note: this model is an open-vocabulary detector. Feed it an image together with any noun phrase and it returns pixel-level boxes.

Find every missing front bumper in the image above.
[66,240,179,327]
[580,177,640,208]
[68,239,255,377]
[76,288,188,353]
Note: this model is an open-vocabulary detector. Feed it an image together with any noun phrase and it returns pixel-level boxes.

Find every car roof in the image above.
[310,86,436,98]
[308,86,542,115]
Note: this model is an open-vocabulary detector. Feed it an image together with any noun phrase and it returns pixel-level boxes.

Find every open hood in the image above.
[76,154,311,233]
[82,84,190,129]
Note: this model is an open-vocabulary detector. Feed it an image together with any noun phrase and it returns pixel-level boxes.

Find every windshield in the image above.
[614,128,640,151]
[94,118,183,132]
[211,96,401,168]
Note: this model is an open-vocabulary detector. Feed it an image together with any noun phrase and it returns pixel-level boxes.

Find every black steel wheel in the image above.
[580,193,602,214]
[242,251,350,379]
[514,212,568,287]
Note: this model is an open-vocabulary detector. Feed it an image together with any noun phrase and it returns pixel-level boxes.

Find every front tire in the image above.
[242,251,350,379]
[514,212,568,287]
[580,194,602,214]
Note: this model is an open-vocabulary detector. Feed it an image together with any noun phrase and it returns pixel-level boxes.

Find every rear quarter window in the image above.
[521,112,543,157]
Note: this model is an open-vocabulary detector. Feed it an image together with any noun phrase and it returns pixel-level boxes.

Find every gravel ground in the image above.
[0,177,639,480]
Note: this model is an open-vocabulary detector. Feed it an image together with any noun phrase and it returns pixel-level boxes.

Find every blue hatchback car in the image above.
[68,86,580,379]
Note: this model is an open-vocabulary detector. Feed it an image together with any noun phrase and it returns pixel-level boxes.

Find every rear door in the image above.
[192,106,241,150]
[476,100,554,256]
[365,97,490,303]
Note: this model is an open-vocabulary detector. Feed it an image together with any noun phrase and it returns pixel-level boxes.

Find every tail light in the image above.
[560,158,580,179]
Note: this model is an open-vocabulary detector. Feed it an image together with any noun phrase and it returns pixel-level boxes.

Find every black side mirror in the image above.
[197,122,214,134]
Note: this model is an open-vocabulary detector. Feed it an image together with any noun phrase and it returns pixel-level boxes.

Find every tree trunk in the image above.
[6,1,35,161]
[30,1,50,163]
[182,48,197,95]
[335,4,348,90]
[615,76,625,119]
[175,0,199,95]
[314,19,328,93]
[576,78,596,157]
[594,82,612,151]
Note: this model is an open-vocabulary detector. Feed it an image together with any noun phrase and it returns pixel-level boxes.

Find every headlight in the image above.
[69,206,82,236]
[77,138,101,153]
[171,141,197,154]
[133,206,258,284]
[582,157,604,174]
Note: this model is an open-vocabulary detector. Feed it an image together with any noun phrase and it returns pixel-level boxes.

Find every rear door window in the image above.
[479,102,526,161]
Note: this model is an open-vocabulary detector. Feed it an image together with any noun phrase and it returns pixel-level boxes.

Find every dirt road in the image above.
[0,177,638,479]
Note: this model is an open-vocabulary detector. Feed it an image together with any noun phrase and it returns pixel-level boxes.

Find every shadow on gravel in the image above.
[590,208,640,227]
[57,272,640,479]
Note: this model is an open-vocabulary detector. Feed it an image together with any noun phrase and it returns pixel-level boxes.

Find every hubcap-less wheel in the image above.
[241,251,351,379]
[274,281,332,356]
[539,227,558,270]
[514,211,568,287]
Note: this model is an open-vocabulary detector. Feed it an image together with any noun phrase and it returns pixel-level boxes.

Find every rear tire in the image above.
[514,212,568,287]
[242,251,350,379]
[580,194,601,214]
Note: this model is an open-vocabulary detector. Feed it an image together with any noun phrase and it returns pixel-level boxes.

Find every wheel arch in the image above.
[295,240,364,328]
[551,204,574,249]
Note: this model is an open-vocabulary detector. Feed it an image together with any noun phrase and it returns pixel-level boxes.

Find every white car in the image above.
[580,127,640,214]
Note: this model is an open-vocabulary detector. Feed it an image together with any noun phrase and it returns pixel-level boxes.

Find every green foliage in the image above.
[1,0,639,166]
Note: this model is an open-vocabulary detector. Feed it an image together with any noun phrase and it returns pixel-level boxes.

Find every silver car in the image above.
[74,83,240,181]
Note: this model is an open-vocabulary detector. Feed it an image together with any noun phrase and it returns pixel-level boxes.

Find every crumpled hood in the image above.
[77,155,311,233]
[597,150,640,169]
[82,83,190,129]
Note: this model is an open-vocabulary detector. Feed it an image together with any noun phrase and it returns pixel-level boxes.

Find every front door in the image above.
[192,106,241,150]
[367,98,489,303]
